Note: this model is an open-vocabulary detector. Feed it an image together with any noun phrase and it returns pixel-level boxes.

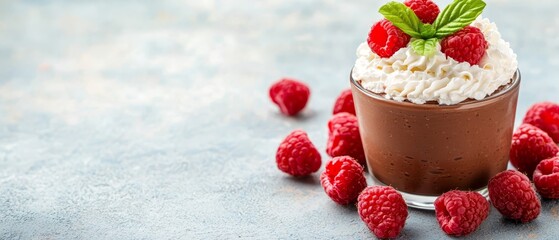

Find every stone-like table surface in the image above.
[0,0,558,239]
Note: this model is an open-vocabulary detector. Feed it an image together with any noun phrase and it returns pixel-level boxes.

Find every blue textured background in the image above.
[0,0,558,239]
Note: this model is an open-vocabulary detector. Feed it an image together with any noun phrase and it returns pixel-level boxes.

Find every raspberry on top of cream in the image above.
[352,0,518,105]
[353,17,517,105]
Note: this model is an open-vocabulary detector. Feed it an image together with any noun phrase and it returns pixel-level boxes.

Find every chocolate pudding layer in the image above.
[351,70,520,196]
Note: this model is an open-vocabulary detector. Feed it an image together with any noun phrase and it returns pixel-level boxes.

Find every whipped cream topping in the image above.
[352,17,518,105]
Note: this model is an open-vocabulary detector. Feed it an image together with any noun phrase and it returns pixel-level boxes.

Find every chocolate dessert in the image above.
[350,0,519,208]
[351,71,519,195]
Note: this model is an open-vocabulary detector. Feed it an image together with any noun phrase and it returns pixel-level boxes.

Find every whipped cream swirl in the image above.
[352,18,518,105]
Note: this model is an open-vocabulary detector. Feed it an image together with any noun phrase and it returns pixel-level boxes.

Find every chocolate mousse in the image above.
[350,0,520,207]
[351,72,520,195]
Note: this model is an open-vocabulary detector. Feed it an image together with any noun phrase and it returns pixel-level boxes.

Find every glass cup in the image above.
[350,70,520,210]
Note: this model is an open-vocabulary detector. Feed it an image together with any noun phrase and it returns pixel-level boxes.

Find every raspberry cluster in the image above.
[369,0,488,65]
[271,86,559,239]
[268,0,559,238]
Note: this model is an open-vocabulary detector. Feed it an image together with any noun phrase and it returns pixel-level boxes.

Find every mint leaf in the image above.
[379,1,423,38]
[433,0,486,38]
[420,24,436,38]
[411,38,438,56]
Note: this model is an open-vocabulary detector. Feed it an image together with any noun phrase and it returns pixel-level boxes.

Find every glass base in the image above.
[368,175,489,210]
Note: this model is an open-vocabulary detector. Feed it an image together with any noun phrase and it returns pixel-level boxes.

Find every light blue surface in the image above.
[0,0,558,239]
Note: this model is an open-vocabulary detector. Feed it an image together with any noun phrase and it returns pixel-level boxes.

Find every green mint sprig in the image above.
[379,0,486,56]
[411,38,438,56]
[379,2,424,38]
[433,0,486,38]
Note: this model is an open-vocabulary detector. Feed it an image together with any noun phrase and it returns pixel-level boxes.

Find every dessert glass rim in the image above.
[350,68,520,109]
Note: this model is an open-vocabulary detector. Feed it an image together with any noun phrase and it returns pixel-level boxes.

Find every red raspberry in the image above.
[441,26,488,65]
[404,0,440,24]
[320,156,367,205]
[434,190,489,236]
[357,186,408,239]
[332,89,356,115]
[276,130,321,177]
[523,102,559,143]
[367,19,411,58]
[327,112,357,134]
[488,170,541,223]
[327,113,366,166]
[533,157,559,199]
[510,123,559,177]
[269,78,310,116]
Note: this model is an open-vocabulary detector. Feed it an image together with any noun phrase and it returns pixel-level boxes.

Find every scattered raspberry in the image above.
[332,89,356,115]
[533,157,559,199]
[357,186,408,239]
[367,19,411,58]
[320,156,367,205]
[523,102,559,143]
[327,113,366,166]
[488,170,541,223]
[434,190,489,236]
[276,130,321,177]
[510,123,559,177]
[441,26,488,65]
[269,78,310,116]
[404,0,440,24]
[327,112,356,135]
